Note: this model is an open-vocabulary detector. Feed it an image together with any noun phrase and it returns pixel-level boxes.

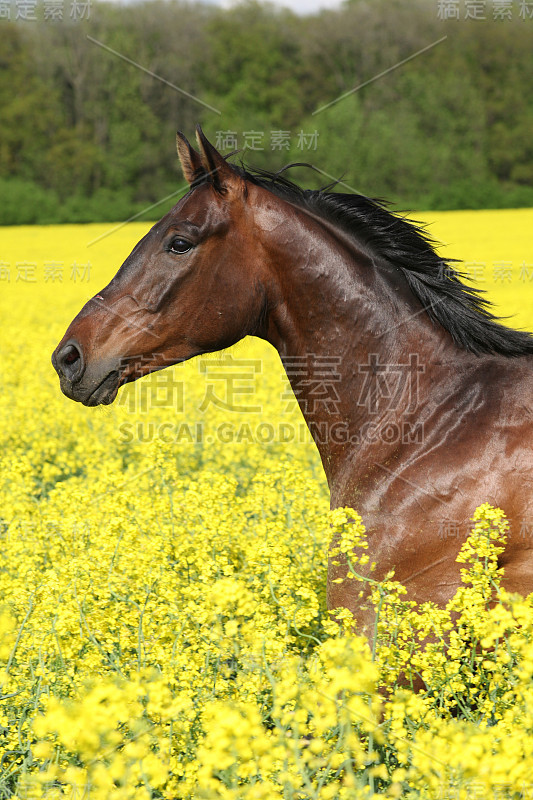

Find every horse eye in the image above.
[169,237,192,254]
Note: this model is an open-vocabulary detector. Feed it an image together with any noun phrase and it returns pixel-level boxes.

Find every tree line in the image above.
[1,0,532,223]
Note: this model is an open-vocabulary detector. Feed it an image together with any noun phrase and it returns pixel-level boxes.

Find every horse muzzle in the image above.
[52,338,121,406]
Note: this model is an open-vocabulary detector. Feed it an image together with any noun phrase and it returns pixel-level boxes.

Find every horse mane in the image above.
[224,163,533,357]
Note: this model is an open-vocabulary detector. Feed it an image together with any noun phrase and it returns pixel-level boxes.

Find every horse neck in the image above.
[258,205,462,489]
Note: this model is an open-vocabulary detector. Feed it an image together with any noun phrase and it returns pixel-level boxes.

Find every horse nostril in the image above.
[63,346,79,365]
[57,341,84,382]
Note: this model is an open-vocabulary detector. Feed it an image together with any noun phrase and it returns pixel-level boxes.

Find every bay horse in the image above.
[52,127,533,637]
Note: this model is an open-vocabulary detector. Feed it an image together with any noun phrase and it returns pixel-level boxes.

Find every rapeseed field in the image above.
[1,209,533,799]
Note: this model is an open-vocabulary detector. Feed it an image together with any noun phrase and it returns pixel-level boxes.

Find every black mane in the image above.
[226,164,533,357]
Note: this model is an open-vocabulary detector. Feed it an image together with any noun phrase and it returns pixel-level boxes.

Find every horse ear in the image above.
[195,125,239,194]
[176,131,206,186]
